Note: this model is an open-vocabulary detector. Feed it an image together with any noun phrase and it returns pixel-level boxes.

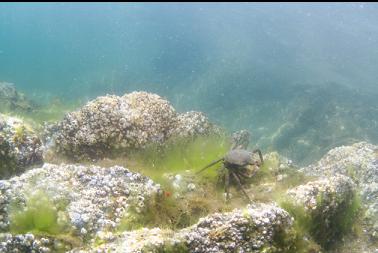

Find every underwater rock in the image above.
[0,163,161,240]
[285,174,358,249]
[301,142,378,242]
[70,228,179,253]
[169,111,220,139]
[54,91,177,160]
[284,174,360,249]
[0,232,74,253]
[0,82,34,113]
[0,114,43,179]
[69,203,298,253]
[286,174,356,212]
[0,232,78,253]
[230,129,251,149]
[53,91,219,161]
[180,203,296,253]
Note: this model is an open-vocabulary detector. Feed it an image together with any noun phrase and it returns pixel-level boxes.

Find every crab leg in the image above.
[252,149,264,164]
[225,166,230,201]
[230,171,252,203]
[196,157,224,174]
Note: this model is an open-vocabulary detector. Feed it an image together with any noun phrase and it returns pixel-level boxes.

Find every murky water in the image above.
[1,3,378,164]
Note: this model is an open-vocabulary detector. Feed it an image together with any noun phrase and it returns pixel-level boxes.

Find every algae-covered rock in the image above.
[70,228,180,253]
[53,91,219,161]
[69,203,300,253]
[0,163,161,240]
[0,114,43,178]
[0,233,77,253]
[181,203,297,253]
[0,82,34,113]
[169,111,220,139]
[301,142,378,243]
[54,92,177,160]
[284,174,358,249]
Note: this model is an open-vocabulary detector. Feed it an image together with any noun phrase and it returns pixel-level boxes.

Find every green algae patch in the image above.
[0,136,17,178]
[312,191,362,249]
[275,200,322,253]
[278,191,362,251]
[117,194,183,231]
[9,190,70,235]
[117,189,217,231]
[250,152,280,184]
[248,153,313,205]
[127,133,231,185]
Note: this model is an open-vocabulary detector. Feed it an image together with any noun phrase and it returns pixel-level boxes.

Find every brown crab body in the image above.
[196,131,264,202]
[224,149,253,167]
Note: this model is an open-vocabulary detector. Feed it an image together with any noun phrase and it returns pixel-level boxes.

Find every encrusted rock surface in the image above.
[182,203,296,253]
[53,92,218,160]
[0,82,34,113]
[0,114,43,178]
[69,203,297,253]
[300,142,378,241]
[169,111,219,139]
[69,228,177,253]
[286,174,356,212]
[0,233,73,253]
[54,92,177,160]
[0,163,161,240]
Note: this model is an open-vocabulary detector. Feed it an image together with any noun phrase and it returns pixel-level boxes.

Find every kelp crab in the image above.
[197,130,263,202]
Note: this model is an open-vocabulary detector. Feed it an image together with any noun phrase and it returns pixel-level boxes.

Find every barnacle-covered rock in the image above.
[54,92,177,160]
[0,114,43,178]
[0,82,34,113]
[181,203,296,253]
[285,174,358,248]
[71,228,181,253]
[53,91,221,161]
[69,203,298,253]
[286,174,356,211]
[0,163,161,241]
[301,142,378,242]
[0,233,76,253]
[169,111,220,139]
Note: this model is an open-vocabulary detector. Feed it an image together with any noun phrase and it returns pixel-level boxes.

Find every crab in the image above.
[197,130,263,202]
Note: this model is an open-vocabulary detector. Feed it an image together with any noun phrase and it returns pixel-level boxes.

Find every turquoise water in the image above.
[1,3,378,164]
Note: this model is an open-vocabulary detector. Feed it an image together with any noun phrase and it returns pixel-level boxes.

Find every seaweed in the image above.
[9,190,70,235]
[278,191,362,251]
[127,133,231,185]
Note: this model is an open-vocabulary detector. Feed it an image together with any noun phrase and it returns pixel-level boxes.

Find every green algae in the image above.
[117,187,217,231]
[12,125,27,143]
[313,191,362,249]
[246,153,362,252]
[89,133,234,232]
[0,137,17,178]
[9,190,70,235]
[128,133,231,185]
[278,191,362,251]
[249,152,280,184]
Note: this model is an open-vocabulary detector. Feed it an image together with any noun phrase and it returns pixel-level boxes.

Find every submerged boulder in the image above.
[53,91,219,160]
[70,203,299,253]
[0,114,43,178]
[0,233,76,253]
[54,92,177,160]
[285,174,357,249]
[0,163,161,240]
[300,142,378,243]
[181,203,297,253]
[169,111,219,139]
[0,82,34,113]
